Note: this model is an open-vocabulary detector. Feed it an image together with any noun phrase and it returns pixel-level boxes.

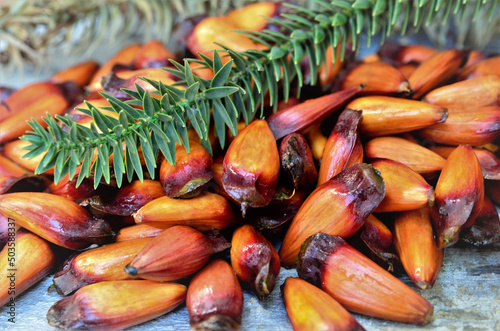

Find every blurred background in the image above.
[1,0,499,88]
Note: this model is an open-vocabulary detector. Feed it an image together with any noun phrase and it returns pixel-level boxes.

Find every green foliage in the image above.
[20,0,498,188]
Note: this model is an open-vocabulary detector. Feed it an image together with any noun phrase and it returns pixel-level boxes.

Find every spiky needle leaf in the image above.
[20,0,496,188]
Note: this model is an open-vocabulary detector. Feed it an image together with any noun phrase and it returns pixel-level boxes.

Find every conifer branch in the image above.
[20,0,498,188]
